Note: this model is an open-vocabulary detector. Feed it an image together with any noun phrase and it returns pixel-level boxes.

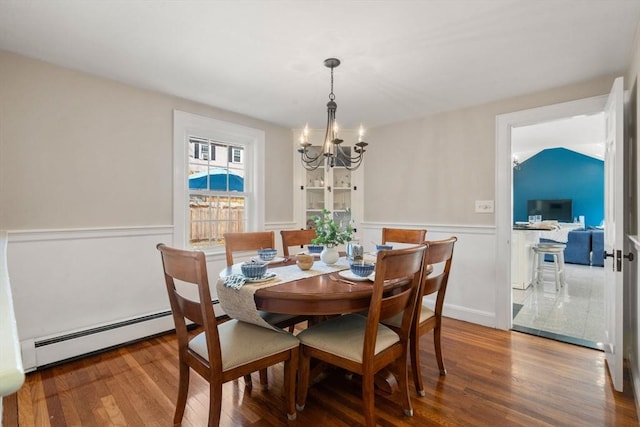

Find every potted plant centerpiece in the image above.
[311,208,354,265]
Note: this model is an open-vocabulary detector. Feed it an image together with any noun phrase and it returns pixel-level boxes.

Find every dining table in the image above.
[215,253,399,330]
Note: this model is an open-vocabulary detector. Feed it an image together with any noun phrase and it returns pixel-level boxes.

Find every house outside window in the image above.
[173,111,265,252]
[230,147,243,163]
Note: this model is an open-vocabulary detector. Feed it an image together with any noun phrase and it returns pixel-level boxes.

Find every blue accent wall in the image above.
[513,148,603,227]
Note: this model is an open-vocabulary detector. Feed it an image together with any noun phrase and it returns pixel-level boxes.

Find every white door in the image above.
[603,76,624,392]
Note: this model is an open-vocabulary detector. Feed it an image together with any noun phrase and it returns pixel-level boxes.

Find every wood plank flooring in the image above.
[3,318,638,426]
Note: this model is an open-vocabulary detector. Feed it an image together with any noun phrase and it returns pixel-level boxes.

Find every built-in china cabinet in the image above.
[292,128,363,234]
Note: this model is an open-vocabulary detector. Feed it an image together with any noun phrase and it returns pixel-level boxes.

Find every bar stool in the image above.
[531,243,566,291]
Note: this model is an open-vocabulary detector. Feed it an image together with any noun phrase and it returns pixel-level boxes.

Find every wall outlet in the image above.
[475,200,494,213]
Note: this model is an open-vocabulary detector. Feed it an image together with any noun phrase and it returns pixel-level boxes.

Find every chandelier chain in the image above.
[329,66,335,101]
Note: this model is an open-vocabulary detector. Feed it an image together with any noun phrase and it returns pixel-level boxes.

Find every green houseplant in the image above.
[311,209,354,264]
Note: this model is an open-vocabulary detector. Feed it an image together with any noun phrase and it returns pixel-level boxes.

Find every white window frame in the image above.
[173,110,265,252]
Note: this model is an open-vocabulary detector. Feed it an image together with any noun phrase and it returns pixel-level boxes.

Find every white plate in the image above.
[251,256,286,265]
[339,270,375,282]
[245,272,277,283]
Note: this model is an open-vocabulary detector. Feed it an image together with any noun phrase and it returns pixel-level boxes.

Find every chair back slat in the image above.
[378,288,413,321]
[280,229,316,257]
[381,227,427,245]
[224,231,275,266]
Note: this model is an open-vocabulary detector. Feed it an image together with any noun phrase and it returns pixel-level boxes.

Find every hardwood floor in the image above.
[3,318,638,426]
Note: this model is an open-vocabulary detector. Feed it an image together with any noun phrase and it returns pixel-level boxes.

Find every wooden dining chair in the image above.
[223,231,310,383]
[280,228,317,257]
[156,243,299,426]
[223,231,276,267]
[381,227,427,245]
[382,236,457,396]
[296,244,428,427]
[223,231,308,329]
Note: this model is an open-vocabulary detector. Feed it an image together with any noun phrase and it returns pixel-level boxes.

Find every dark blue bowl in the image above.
[241,261,268,278]
[376,244,393,252]
[258,248,277,261]
[350,262,375,277]
[307,244,324,254]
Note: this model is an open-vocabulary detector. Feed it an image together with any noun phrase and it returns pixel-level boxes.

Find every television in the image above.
[527,199,573,223]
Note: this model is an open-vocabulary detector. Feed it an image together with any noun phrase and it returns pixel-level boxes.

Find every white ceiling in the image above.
[512,112,605,162]
[0,0,638,132]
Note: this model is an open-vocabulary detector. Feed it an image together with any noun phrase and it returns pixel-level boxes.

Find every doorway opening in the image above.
[509,114,605,350]
[495,94,609,346]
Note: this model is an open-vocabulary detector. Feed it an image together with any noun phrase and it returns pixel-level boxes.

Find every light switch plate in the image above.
[475,200,494,213]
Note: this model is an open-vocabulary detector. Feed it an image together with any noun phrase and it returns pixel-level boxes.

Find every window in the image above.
[189,137,217,161]
[229,147,243,163]
[173,111,265,252]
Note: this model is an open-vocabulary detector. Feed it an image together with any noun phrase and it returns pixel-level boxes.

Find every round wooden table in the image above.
[221,257,410,316]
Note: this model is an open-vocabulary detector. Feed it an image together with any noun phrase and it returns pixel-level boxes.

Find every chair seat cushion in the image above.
[189,319,299,371]
[382,302,435,328]
[296,314,399,363]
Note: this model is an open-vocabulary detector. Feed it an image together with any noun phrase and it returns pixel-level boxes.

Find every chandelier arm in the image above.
[342,156,364,171]
[334,143,366,162]
[300,148,323,164]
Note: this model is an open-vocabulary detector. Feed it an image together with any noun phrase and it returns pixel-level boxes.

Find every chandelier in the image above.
[298,58,368,171]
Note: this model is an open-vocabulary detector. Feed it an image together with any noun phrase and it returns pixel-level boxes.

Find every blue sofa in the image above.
[564,230,592,265]
[591,230,604,266]
[540,228,604,267]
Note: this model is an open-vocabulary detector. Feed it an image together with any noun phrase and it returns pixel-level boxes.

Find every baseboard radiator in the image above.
[26,300,224,370]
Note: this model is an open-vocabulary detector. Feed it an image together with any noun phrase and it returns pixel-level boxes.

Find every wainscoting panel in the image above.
[7,227,181,370]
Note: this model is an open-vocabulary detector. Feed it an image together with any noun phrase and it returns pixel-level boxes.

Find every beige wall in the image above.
[364,75,617,225]
[0,50,293,230]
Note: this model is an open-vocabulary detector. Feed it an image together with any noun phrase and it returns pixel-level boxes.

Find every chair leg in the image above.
[173,360,190,426]
[536,251,544,286]
[208,381,223,427]
[397,355,413,417]
[259,369,269,391]
[558,252,566,287]
[531,251,538,286]
[296,350,311,411]
[410,332,425,397]
[434,325,447,376]
[362,371,377,427]
[243,374,253,390]
[285,348,299,420]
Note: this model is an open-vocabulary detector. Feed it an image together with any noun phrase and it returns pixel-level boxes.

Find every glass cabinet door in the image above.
[303,147,326,228]
[332,167,351,212]
[295,129,361,233]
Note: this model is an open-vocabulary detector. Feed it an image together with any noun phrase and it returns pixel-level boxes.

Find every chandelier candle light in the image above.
[298,58,368,171]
